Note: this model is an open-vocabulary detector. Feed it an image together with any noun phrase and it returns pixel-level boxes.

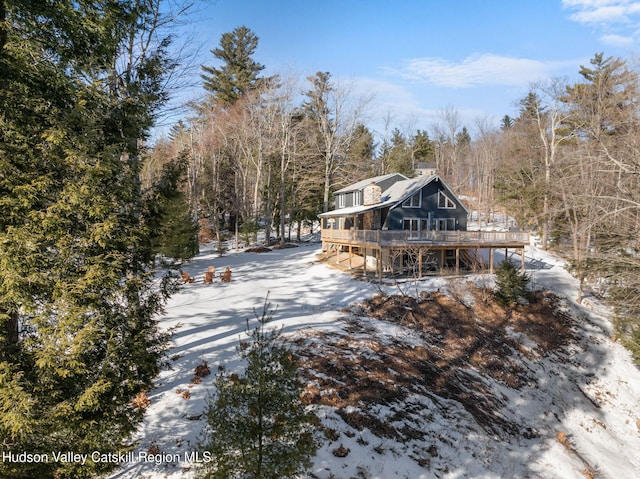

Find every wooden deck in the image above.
[321,229,529,248]
[320,228,530,277]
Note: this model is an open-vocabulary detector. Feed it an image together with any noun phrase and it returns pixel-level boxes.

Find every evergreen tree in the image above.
[146,154,199,263]
[385,128,414,176]
[0,1,180,476]
[198,301,317,479]
[302,71,336,212]
[494,261,531,306]
[412,129,436,164]
[201,25,269,106]
[345,123,376,179]
[518,91,544,122]
[456,126,472,151]
[494,89,546,228]
[500,114,514,130]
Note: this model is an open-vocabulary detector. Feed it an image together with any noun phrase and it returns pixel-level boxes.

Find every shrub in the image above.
[494,261,531,306]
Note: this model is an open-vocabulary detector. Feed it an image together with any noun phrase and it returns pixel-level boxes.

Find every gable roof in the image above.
[384,174,469,214]
[333,173,408,194]
[319,173,469,218]
[381,174,435,204]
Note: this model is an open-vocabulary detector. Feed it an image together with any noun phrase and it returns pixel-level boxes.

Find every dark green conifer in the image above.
[201,25,269,106]
[198,300,317,479]
[0,1,179,477]
[494,261,531,306]
[146,155,199,263]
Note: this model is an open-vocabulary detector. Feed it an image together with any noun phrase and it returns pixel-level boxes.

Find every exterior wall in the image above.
[375,174,406,196]
[334,174,405,210]
[384,179,467,231]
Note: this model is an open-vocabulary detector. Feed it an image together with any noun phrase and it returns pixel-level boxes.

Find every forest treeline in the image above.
[150,26,640,360]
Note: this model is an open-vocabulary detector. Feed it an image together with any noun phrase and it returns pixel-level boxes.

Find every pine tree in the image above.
[385,128,413,177]
[344,123,376,179]
[494,261,531,306]
[412,129,436,164]
[198,300,317,479]
[146,154,199,263]
[201,25,269,106]
[500,115,514,130]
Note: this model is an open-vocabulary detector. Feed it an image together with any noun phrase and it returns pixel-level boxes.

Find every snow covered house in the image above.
[319,173,529,277]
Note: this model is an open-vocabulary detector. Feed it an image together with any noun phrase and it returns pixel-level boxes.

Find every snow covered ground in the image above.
[109,241,640,479]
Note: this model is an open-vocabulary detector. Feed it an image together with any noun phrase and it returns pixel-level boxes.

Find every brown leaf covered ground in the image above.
[294,287,576,440]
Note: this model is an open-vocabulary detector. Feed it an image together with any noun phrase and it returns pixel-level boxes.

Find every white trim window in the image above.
[436,218,456,231]
[402,192,421,208]
[403,217,420,239]
[353,191,361,206]
[338,194,345,208]
[438,191,455,209]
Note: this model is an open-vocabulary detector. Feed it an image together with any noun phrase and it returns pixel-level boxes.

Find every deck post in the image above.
[363,247,367,277]
[319,228,530,278]
[489,248,494,274]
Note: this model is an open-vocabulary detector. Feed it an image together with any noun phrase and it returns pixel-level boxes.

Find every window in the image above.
[403,218,419,231]
[438,191,455,209]
[338,194,345,208]
[353,191,361,206]
[403,218,420,239]
[436,218,456,231]
[402,192,421,208]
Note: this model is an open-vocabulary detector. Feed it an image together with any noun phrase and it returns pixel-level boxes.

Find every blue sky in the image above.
[178,0,640,137]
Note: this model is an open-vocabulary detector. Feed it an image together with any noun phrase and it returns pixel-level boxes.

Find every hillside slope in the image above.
[110,243,640,479]
[296,289,640,478]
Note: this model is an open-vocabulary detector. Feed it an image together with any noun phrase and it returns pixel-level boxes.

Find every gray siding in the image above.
[384,179,467,231]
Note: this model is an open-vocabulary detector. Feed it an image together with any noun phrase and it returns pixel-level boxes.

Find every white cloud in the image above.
[562,0,640,25]
[352,77,415,102]
[394,54,564,88]
[600,33,636,44]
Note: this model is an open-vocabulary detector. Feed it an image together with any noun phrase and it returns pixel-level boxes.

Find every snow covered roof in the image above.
[321,173,468,217]
[382,174,436,204]
[318,200,394,218]
[385,174,469,214]
[333,173,407,194]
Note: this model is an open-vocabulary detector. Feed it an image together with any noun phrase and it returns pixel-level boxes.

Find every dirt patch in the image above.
[271,243,299,249]
[245,246,272,253]
[294,287,577,440]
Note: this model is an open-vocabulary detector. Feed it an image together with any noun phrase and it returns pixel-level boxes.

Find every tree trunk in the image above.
[323,154,332,213]
[1,308,19,357]
[0,0,7,54]
[280,150,287,247]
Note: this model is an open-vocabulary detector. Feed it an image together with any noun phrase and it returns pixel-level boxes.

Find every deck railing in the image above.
[321,228,530,246]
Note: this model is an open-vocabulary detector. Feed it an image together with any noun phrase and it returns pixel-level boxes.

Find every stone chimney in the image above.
[363,182,382,206]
